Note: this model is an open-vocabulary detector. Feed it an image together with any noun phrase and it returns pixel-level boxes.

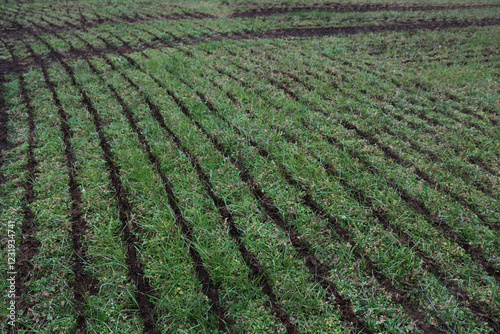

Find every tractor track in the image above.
[232,3,499,18]
[1,18,499,75]
[0,74,9,187]
[1,41,42,333]
[13,73,41,334]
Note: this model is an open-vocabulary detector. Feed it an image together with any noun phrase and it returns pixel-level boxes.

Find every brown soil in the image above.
[232,3,499,18]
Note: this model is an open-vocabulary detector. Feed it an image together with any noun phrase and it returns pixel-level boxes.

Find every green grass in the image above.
[1,1,499,333]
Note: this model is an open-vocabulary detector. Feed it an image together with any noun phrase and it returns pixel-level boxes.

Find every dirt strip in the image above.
[1,18,499,75]
[232,3,499,18]
[0,74,8,186]
[1,38,42,333]
[13,74,41,334]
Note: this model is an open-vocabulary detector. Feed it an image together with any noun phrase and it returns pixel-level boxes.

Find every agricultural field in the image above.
[0,0,498,333]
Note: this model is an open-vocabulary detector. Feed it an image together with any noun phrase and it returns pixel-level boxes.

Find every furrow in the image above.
[13,73,41,333]
[0,73,9,186]
[232,3,500,18]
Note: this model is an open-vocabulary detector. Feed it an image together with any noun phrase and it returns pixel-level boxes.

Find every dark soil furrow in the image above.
[232,3,499,18]
[2,18,499,75]
[14,73,41,333]
[467,156,499,179]
[0,73,9,186]
[102,53,297,332]
[137,66,373,334]
[38,59,99,333]
[57,58,159,334]
[2,34,41,333]
[83,59,231,333]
